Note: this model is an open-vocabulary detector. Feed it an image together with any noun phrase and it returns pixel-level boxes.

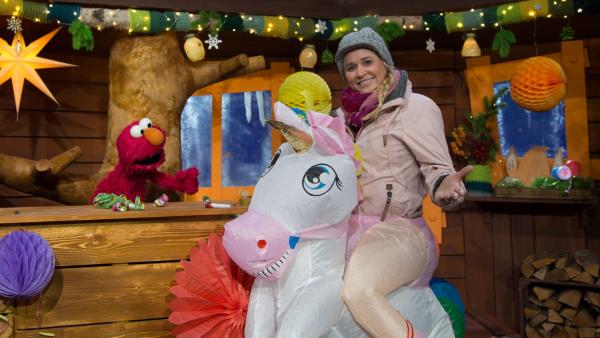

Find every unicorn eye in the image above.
[261,149,281,177]
[302,164,342,196]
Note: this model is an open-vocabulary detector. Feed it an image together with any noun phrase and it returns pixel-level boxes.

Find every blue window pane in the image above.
[181,95,212,187]
[222,91,272,187]
[495,81,566,158]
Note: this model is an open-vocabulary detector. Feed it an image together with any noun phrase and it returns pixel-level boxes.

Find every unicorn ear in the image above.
[266,120,313,153]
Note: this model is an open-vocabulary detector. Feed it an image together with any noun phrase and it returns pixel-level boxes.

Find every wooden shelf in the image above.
[464,194,597,205]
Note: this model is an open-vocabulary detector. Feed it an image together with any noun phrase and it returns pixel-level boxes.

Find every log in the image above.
[572,271,595,285]
[525,304,542,319]
[555,253,574,270]
[522,254,537,278]
[575,250,599,278]
[573,308,595,327]
[551,325,569,338]
[585,291,600,309]
[0,32,267,204]
[548,309,564,324]
[560,308,577,321]
[530,294,545,306]
[558,290,583,308]
[533,254,558,270]
[531,311,549,327]
[534,286,557,301]
[527,324,544,338]
[534,266,550,280]
[546,269,570,282]
[565,265,583,280]
[542,322,556,332]
[543,296,562,311]
[577,327,595,337]
[564,326,577,338]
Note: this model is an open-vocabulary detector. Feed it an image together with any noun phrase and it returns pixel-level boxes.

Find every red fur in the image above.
[91,120,198,202]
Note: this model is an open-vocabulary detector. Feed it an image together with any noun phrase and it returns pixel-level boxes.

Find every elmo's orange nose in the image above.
[144,127,164,146]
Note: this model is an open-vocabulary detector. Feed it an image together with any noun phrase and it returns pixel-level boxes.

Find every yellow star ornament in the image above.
[0,27,76,115]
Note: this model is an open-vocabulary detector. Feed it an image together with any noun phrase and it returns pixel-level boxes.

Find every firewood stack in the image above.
[521,250,600,338]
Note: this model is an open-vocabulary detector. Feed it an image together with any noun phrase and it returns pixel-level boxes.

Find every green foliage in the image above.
[375,22,404,44]
[560,25,575,40]
[193,11,223,33]
[321,48,334,64]
[68,19,94,52]
[492,28,516,58]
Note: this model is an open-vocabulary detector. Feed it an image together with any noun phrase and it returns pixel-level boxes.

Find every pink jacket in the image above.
[337,80,456,219]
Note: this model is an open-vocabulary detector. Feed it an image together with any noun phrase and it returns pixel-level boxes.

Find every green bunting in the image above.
[560,25,575,40]
[492,28,516,58]
[68,19,94,51]
[193,10,223,33]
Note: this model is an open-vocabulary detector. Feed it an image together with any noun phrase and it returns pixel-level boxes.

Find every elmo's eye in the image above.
[130,125,143,138]
[138,117,152,129]
[139,118,152,129]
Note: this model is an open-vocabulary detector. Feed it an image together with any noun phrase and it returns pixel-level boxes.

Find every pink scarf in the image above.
[341,69,402,132]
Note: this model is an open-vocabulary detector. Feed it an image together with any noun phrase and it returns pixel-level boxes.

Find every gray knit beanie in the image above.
[335,27,394,79]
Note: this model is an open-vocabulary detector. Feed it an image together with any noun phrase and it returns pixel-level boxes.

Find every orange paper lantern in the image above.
[509,56,567,112]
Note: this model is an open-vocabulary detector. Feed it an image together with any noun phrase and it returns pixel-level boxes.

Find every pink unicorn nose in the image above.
[257,239,267,249]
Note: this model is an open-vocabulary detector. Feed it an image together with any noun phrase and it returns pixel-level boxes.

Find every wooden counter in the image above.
[0,202,246,338]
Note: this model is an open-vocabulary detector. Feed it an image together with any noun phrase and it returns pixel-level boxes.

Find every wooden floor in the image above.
[465,315,496,338]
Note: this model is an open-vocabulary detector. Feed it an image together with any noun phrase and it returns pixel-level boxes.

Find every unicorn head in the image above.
[223,102,358,280]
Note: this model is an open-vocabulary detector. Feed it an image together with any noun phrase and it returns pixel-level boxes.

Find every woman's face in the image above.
[342,49,387,94]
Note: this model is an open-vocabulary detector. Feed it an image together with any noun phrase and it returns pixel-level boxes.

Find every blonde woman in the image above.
[335,27,471,337]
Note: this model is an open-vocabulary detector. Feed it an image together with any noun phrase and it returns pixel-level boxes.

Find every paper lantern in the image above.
[299,44,317,69]
[0,230,55,299]
[461,33,481,57]
[278,71,331,114]
[183,34,205,62]
[510,56,566,112]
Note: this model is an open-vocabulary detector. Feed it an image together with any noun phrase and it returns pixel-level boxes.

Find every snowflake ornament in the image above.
[7,16,22,34]
[426,38,435,53]
[205,34,222,50]
[315,20,328,34]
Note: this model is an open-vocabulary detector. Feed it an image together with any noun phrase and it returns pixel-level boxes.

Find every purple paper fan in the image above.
[0,230,55,299]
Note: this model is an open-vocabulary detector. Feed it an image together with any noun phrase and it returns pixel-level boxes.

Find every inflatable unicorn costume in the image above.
[223,100,455,337]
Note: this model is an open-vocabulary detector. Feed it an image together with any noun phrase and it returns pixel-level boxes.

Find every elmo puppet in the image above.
[92,117,199,202]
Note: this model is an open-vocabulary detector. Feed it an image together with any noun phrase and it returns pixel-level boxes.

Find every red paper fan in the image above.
[169,234,254,338]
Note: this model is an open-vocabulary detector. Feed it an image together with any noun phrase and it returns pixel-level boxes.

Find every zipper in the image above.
[380,184,393,222]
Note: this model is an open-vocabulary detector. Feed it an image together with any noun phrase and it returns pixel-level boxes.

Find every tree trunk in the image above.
[0,32,265,205]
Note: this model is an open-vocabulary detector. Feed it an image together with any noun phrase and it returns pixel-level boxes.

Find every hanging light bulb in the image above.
[184,34,206,62]
[461,32,481,57]
[299,44,318,69]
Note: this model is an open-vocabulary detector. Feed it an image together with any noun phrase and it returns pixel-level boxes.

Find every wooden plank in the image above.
[16,263,179,328]
[510,212,534,329]
[35,52,109,84]
[16,319,172,338]
[439,222,464,255]
[414,87,454,105]
[586,37,600,68]
[453,71,470,130]
[0,110,108,138]
[0,196,63,208]
[492,212,516,330]
[589,123,600,153]
[588,98,600,122]
[435,255,466,279]
[319,70,454,91]
[534,212,586,253]
[0,82,108,112]
[440,104,456,136]
[0,218,228,266]
[0,201,246,224]
[463,210,496,316]
[586,68,600,97]
[0,137,106,163]
[391,50,457,70]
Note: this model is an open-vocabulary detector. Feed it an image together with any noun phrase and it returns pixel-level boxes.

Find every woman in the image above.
[335,27,471,337]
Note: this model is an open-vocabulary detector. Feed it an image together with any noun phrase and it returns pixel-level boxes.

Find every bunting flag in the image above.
[0,0,598,46]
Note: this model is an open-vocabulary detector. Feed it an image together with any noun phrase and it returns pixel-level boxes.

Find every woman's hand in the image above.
[434,165,473,205]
